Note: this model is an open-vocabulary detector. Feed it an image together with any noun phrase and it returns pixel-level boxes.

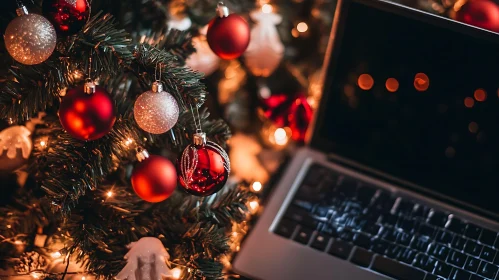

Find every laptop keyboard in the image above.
[273,163,499,280]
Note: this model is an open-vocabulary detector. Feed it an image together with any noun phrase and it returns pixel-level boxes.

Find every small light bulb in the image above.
[6,225,11,229]
[40,140,46,147]
[251,181,263,192]
[297,22,308,33]
[262,4,273,13]
[30,272,43,279]
[106,191,113,198]
[51,251,62,259]
[14,240,23,245]
[232,231,238,237]
[274,128,289,146]
[171,268,182,279]
[249,200,259,210]
[82,277,86,280]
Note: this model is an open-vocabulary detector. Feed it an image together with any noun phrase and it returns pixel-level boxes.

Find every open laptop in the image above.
[233,0,499,279]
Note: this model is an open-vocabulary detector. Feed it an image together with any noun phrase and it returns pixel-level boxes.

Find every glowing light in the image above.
[171,268,182,279]
[232,232,238,237]
[251,181,263,192]
[40,140,46,147]
[414,73,430,92]
[297,22,308,33]
[82,277,86,280]
[7,224,11,229]
[106,191,114,198]
[262,4,273,13]
[124,138,134,147]
[274,128,289,146]
[445,146,456,158]
[469,122,479,133]
[30,272,43,279]
[474,89,487,102]
[51,251,62,259]
[357,74,374,90]
[385,78,399,92]
[464,97,475,108]
[291,28,299,38]
[249,200,259,211]
[14,240,23,245]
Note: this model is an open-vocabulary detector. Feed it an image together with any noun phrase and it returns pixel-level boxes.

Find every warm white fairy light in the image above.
[51,251,62,259]
[40,140,46,147]
[171,268,182,279]
[251,181,263,192]
[274,128,289,146]
[30,272,44,279]
[81,277,86,280]
[124,138,134,147]
[297,22,308,33]
[14,240,23,245]
[106,191,114,198]
[249,200,260,213]
[7,224,11,229]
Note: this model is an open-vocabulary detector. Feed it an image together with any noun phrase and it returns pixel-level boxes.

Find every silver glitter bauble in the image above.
[134,82,179,134]
[4,13,56,65]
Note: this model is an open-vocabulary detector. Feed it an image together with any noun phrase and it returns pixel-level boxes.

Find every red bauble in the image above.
[260,93,313,142]
[59,83,116,141]
[177,135,230,196]
[455,0,499,32]
[42,0,90,36]
[131,155,177,203]
[207,14,250,60]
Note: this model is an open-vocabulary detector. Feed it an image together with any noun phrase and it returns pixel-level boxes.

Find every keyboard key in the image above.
[465,224,483,240]
[451,236,467,251]
[371,238,390,255]
[313,205,330,218]
[398,231,413,246]
[328,239,353,259]
[381,228,398,242]
[494,236,499,249]
[427,209,448,228]
[412,204,430,218]
[372,256,426,280]
[445,215,466,234]
[284,206,319,228]
[398,248,417,264]
[470,275,487,280]
[480,246,496,262]
[464,240,483,256]
[396,199,416,215]
[399,218,420,233]
[351,247,374,267]
[435,230,454,245]
[387,244,404,259]
[294,227,314,244]
[411,235,431,252]
[292,199,314,211]
[477,261,498,279]
[322,224,339,237]
[372,191,396,214]
[448,250,466,267]
[353,233,371,249]
[433,261,452,278]
[425,274,445,280]
[310,233,331,251]
[274,218,298,238]
[465,256,480,273]
[479,229,497,247]
[448,268,471,280]
[362,222,381,236]
[338,228,354,242]
[381,214,399,226]
[419,224,436,238]
[414,253,437,272]
[357,185,377,206]
[428,243,449,260]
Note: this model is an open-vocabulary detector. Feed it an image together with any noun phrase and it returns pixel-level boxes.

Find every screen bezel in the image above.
[309,0,499,221]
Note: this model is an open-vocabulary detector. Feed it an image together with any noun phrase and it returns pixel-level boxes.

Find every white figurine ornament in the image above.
[116,237,172,280]
[186,25,220,76]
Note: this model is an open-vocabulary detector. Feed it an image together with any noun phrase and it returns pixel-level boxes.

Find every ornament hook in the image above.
[152,63,164,93]
[216,2,229,18]
[135,147,150,162]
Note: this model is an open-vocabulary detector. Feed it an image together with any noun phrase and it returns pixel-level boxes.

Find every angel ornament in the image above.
[116,237,172,280]
[244,9,284,77]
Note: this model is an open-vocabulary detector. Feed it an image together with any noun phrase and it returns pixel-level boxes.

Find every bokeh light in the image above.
[385,78,399,92]
[358,74,374,90]
[414,73,429,92]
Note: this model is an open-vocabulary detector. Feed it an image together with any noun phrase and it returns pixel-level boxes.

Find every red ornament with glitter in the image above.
[42,0,90,36]
[177,131,230,196]
[455,0,499,33]
[207,2,250,60]
[59,80,116,141]
[131,150,177,203]
[260,93,313,142]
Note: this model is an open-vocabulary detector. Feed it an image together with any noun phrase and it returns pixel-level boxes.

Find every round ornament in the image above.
[134,81,179,134]
[59,80,116,141]
[207,3,250,60]
[177,132,230,196]
[42,0,90,36]
[455,0,499,32]
[131,151,177,203]
[4,7,56,65]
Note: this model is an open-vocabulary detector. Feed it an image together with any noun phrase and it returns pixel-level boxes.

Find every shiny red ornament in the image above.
[131,154,177,203]
[59,82,116,141]
[207,4,250,60]
[455,0,499,33]
[260,93,313,142]
[42,0,90,36]
[177,133,230,196]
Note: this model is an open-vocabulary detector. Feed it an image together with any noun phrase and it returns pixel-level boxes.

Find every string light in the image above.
[106,191,114,198]
[30,272,44,279]
[82,277,86,280]
[274,128,289,146]
[249,200,260,214]
[51,251,62,259]
[124,138,134,147]
[251,181,262,192]
[297,22,308,33]
[14,240,23,245]
[262,3,273,13]
[7,224,11,229]
[171,268,182,279]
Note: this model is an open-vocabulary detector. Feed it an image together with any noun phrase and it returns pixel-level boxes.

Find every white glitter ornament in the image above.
[134,81,179,134]
[244,9,284,77]
[4,6,56,65]
[186,26,220,76]
[116,237,172,280]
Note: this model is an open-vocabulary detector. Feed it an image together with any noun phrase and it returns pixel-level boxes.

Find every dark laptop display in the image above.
[314,2,499,217]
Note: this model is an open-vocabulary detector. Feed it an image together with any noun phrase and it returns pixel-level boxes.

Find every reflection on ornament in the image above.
[218,60,246,105]
[455,0,499,33]
[116,237,172,280]
[244,9,284,77]
[42,0,90,36]
[167,14,192,31]
[186,34,220,76]
[4,7,56,65]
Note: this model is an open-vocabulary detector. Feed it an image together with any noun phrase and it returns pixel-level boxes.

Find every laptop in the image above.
[233,0,499,279]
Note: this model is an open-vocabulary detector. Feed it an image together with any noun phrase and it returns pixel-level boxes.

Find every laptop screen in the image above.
[315,0,499,216]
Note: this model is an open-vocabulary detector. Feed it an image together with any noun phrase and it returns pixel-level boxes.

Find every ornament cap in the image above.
[193,130,207,146]
[16,6,28,16]
[216,2,229,17]
[151,81,164,93]
[136,148,150,162]
[84,79,96,94]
